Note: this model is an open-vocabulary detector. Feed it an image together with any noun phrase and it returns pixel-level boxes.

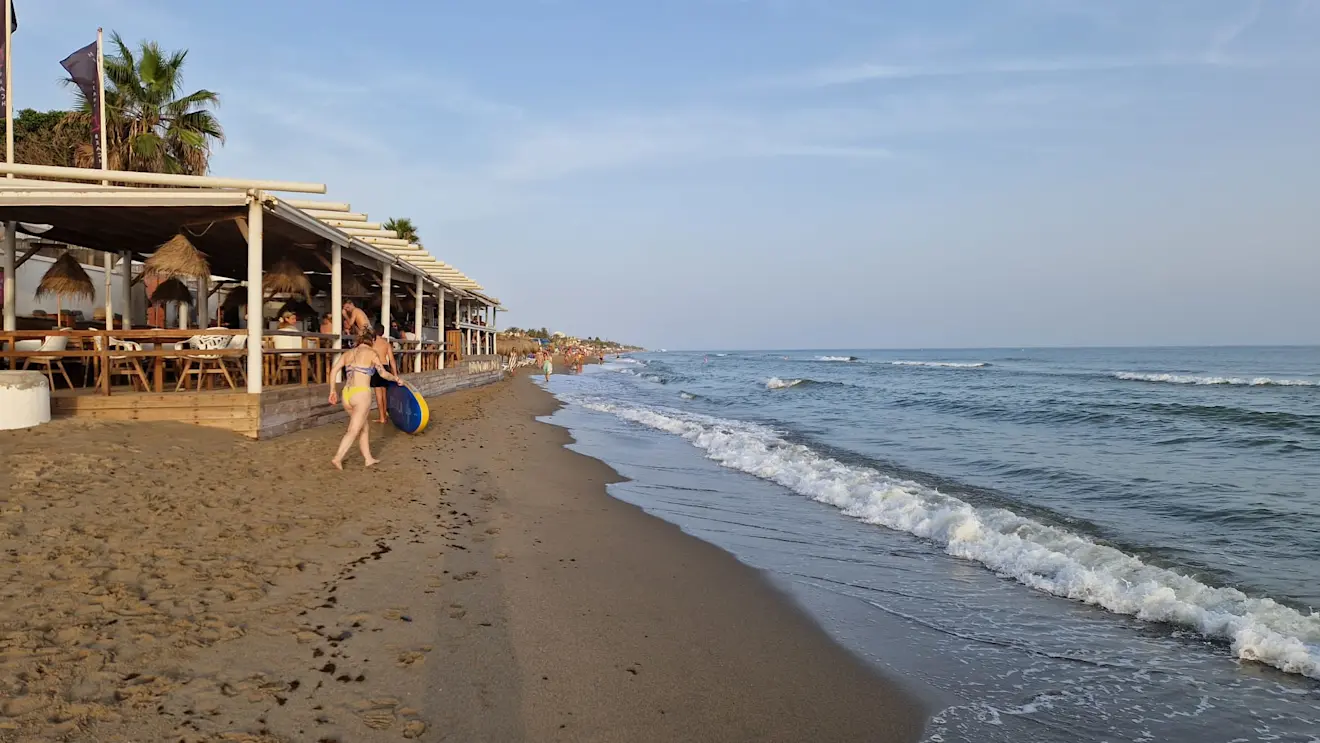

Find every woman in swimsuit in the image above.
[328,327,400,470]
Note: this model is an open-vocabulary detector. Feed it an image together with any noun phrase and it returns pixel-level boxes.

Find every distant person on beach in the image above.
[539,349,553,381]
[370,324,397,425]
[328,326,400,470]
[341,300,370,337]
[319,313,334,335]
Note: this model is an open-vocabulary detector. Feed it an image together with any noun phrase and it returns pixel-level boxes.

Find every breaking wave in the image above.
[766,377,806,390]
[1113,372,1319,387]
[816,356,861,362]
[892,361,990,368]
[576,401,1320,681]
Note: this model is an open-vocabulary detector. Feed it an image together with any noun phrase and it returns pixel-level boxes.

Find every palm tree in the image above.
[383,217,420,245]
[63,32,223,174]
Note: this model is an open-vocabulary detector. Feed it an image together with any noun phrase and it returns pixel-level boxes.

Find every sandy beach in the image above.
[0,375,923,742]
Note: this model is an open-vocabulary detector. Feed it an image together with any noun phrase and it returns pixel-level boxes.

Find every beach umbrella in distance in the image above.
[341,271,369,298]
[144,233,211,280]
[149,277,194,328]
[262,258,312,302]
[35,252,95,327]
[149,277,193,305]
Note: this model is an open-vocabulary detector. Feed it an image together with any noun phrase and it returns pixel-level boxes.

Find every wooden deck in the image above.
[46,357,505,439]
[51,387,260,437]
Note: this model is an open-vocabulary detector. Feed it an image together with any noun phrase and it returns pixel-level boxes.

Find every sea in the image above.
[538,347,1320,743]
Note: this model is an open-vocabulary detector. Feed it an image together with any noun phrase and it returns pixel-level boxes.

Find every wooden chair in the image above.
[21,335,75,389]
[98,337,152,392]
[271,333,305,385]
[176,335,235,391]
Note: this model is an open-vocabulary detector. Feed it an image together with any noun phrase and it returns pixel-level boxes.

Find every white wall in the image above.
[1,247,145,325]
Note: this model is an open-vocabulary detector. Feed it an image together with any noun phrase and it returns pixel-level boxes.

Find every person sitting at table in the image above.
[320,313,334,335]
[277,311,298,332]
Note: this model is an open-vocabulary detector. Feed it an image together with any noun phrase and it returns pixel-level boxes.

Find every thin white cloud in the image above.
[777,52,1262,89]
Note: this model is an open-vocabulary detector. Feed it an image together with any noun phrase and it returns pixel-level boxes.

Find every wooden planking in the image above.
[51,391,259,438]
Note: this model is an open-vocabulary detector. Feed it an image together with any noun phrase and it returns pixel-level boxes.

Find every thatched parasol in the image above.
[262,258,312,301]
[36,253,95,326]
[144,234,211,280]
[341,271,369,298]
[277,299,317,320]
[150,277,194,305]
[219,288,246,312]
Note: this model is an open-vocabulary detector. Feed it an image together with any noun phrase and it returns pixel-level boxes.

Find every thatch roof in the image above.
[219,288,246,312]
[342,271,369,298]
[150,277,194,305]
[277,299,317,320]
[262,258,312,300]
[499,334,541,355]
[144,234,211,280]
[35,253,95,301]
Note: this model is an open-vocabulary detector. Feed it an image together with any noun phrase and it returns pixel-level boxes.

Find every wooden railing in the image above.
[0,329,448,395]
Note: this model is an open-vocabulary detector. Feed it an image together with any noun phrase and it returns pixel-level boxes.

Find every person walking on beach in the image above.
[328,327,401,470]
[370,324,397,425]
[539,349,553,381]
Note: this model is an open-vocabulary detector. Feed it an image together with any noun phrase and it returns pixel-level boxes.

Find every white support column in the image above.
[103,252,113,330]
[330,241,342,349]
[492,308,498,355]
[245,192,264,394]
[119,251,132,329]
[3,223,17,331]
[178,301,190,329]
[438,286,446,370]
[198,274,210,328]
[414,274,424,373]
[380,261,392,337]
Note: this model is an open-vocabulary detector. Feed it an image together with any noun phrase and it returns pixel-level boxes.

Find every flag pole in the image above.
[4,0,13,178]
[96,28,107,183]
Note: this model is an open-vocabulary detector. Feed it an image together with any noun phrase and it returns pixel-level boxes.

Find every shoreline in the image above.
[0,375,924,742]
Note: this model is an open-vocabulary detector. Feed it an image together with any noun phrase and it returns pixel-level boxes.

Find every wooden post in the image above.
[103,252,113,330]
[380,261,392,337]
[330,241,342,349]
[198,274,210,328]
[100,333,110,395]
[414,274,424,373]
[119,250,132,329]
[437,286,446,370]
[245,192,264,394]
[2,222,15,331]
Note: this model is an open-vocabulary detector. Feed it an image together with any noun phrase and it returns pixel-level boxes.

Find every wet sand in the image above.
[0,376,923,742]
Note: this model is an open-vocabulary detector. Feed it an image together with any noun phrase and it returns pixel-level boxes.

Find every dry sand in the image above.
[0,375,923,742]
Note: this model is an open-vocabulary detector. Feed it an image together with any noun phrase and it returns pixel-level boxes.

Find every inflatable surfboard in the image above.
[385,381,429,434]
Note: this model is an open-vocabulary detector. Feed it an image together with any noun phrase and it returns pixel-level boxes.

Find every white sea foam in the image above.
[679,392,697,400]
[766,377,805,390]
[816,356,858,362]
[577,401,1320,680]
[892,361,988,368]
[1114,372,1319,387]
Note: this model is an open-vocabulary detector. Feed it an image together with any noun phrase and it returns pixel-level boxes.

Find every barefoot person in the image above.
[328,327,400,470]
[370,324,397,424]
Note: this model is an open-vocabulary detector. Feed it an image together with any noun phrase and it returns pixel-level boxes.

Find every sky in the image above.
[10,0,1320,350]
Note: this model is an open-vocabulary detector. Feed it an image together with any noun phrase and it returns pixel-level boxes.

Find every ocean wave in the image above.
[679,391,699,400]
[1114,372,1319,387]
[767,377,805,390]
[579,402,1320,680]
[892,361,990,368]
[816,356,860,362]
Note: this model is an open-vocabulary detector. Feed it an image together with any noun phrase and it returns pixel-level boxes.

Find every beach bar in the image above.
[0,163,503,438]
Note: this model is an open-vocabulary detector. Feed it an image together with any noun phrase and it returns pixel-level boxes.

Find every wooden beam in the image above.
[14,245,41,269]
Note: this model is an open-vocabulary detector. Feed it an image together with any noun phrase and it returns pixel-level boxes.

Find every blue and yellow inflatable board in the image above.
[385,381,429,434]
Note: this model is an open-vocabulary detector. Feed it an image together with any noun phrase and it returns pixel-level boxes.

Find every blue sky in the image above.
[11,0,1320,349]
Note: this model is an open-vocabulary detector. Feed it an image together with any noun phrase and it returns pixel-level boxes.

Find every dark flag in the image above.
[61,41,103,168]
